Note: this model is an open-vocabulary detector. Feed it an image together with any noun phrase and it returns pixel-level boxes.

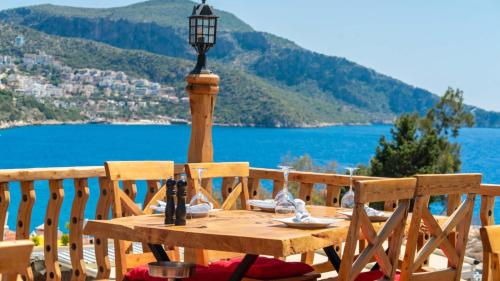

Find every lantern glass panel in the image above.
[208,36,214,44]
[203,19,209,26]
[197,18,203,26]
[197,26,203,35]
[190,18,196,27]
[209,19,215,27]
[209,27,215,35]
[204,27,209,35]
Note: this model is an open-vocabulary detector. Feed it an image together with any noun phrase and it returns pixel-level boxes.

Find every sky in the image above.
[1,0,499,111]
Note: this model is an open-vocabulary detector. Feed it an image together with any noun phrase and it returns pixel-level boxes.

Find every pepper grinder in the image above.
[175,179,188,226]
[165,178,177,225]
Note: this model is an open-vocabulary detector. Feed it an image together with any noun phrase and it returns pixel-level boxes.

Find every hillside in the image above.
[0,23,374,127]
[1,0,499,127]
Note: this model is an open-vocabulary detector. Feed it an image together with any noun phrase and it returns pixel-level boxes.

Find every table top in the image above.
[84,206,388,257]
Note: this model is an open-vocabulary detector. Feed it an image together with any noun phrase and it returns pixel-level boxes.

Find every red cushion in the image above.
[125,257,314,281]
[354,270,400,281]
[211,257,314,279]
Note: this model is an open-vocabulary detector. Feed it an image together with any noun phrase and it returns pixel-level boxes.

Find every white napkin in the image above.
[150,201,213,214]
[187,202,213,214]
[364,206,385,217]
[293,199,312,222]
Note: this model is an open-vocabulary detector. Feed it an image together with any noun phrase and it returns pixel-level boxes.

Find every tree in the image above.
[370,88,474,178]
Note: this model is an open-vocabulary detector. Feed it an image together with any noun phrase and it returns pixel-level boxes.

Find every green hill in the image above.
[0,23,375,126]
[1,0,499,127]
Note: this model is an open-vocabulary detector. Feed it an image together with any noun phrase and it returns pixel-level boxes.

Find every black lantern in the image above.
[189,0,218,74]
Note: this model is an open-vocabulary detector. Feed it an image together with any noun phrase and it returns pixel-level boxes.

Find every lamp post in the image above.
[186,0,219,164]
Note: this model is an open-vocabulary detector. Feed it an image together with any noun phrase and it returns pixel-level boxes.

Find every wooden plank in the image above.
[0,182,9,242]
[354,178,416,204]
[480,184,500,197]
[249,168,381,186]
[247,178,260,199]
[0,167,104,182]
[70,178,90,281]
[105,161,174,181]
[186,162,250,179]
[415,174,482,196]
[44,180,64,281]
[221,177,235,201]
[94,178,111,280]
[325,185,340,207]
[298,183,314,204]
[272,180,284,198]
[16,181,35,239]
[481,195,496,281]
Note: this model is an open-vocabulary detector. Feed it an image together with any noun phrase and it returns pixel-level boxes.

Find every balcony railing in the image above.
[0,165,498,281]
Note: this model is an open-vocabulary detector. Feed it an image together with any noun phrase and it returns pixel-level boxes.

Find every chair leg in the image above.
[22,266,34,281]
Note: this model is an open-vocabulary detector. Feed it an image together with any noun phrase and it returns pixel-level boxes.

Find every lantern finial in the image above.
[202,0,206,3]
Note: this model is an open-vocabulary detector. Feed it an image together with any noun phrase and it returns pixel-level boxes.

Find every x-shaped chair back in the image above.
[105,161,175,281]
[185,162,251,210]
[400,174,482,281]
[338,178,417,281]
[184,162,250,264]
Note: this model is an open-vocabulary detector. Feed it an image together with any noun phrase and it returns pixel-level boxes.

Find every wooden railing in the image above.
[0,167,107,281]
[248,168,380,207]
[479,184,500,281]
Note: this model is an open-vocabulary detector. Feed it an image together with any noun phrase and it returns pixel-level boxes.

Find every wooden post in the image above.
[186,74,220,163]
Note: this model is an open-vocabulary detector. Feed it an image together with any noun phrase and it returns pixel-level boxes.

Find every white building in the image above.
[14,35,25,47]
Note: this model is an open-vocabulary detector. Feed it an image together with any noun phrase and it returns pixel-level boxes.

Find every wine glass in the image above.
[340,167,359,209]
[189,168,210,207]
[274,165,296,215]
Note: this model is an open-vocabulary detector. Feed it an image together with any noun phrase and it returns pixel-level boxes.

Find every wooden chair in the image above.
[480,225,500,281]
[400,174,482,281]
[0,240,34,281]
[185,162,251,211]
[324,178,417,281]
[184,162,251,265]
[105,161,177,281]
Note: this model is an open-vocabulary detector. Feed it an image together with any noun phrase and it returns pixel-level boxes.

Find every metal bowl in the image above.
[148,261,196,279]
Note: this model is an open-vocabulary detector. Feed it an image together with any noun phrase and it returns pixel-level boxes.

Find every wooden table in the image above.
[84,206,384,281]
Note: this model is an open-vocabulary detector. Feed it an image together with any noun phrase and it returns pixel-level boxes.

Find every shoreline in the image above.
[0,119,383,130]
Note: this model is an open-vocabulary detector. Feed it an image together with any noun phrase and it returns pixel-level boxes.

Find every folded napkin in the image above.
[150,200,213,214]
[292,199,312,222]
[364,206,385,217]
[187,202,213,214]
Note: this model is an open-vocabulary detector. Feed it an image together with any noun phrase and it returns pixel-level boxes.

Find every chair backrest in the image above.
[105,161,175,218]
[185,162,250,210]
[481,225,500,281]
[400,174,482,281]
[104,161,175,281]
[338,178,417,281]
[0,240,34,281]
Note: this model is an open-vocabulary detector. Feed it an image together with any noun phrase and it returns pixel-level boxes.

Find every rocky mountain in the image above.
[1,0,499,127]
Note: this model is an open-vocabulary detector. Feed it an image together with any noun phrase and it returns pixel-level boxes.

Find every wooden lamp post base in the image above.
[185,73,220,164]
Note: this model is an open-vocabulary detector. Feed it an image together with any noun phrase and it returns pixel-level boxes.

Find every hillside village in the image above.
[0,35,189,125]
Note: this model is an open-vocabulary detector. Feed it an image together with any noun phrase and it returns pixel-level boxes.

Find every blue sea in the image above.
[0,124,499,231]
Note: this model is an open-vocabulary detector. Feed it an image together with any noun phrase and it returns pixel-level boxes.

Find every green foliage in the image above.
[369,88,474,178]
[60,234,69,246]
[31,235,41,246]
[0,89,84,122]
[280,154,339,205]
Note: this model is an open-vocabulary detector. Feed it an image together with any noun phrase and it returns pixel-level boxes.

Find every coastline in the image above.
[0,119,383,131]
